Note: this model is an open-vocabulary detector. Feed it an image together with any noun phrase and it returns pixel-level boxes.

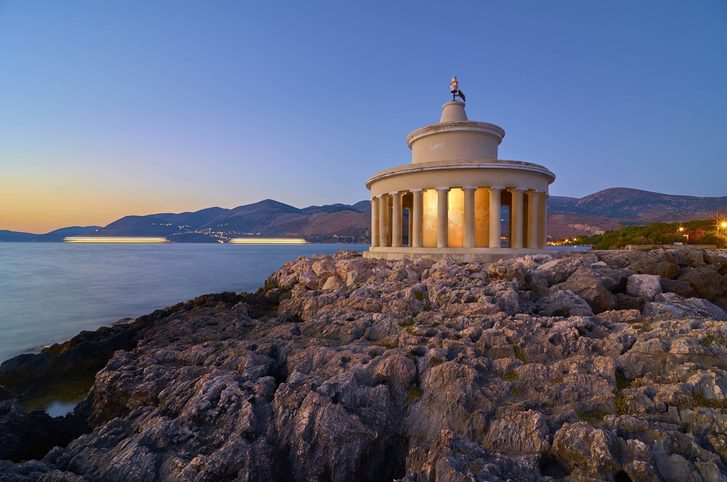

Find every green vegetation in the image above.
[632,321,654,334]
[613,393,628,415]
[406,386,423,404]
[576,408,609,424]
[692,391,727,409]
[611,369,631,416]
[506,337,530,363]
[398,320,415,327]
[429,356,443,367]
[566,219,727,250]
[501,371,519,381]
[512,346,529,363]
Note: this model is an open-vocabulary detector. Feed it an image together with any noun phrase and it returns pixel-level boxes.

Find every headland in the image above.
[1,247,726,481]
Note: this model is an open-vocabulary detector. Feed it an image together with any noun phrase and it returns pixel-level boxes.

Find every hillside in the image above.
[548,188,727,238]
[573,219,726,249]
[0,227,101,242]
[2,188,725,243]
[97,199,370,243]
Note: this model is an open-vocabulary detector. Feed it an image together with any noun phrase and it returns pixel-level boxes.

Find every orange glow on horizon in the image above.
[0,171,226,234]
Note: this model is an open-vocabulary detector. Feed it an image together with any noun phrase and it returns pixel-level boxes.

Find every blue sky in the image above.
[1,0,726,232]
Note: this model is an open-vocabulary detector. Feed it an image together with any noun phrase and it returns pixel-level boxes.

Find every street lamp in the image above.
[677,226,689,244]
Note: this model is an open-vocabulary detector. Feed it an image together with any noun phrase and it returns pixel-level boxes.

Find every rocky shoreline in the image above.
[1,248,726,481]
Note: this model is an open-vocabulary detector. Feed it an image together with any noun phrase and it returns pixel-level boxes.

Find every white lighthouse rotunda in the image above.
[365,79,556,261]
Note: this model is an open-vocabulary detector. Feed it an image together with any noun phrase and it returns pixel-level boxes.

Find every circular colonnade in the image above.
[365,99,555,261]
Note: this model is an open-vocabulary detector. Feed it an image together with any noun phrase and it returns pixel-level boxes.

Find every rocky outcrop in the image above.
[0,400,88,462]
[0,293,253,402]
[536,290,594,317]
[626,274,663,301]
[1,248,726,481]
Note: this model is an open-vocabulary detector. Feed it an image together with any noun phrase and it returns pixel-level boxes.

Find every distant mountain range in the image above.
[1,200,372,243]
[2,188,726,243]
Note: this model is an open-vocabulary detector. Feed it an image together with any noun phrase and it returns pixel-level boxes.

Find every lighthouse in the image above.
[365,78,555,261]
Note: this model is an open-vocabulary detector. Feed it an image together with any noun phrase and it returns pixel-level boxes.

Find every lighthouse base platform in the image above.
[364,247,551,262]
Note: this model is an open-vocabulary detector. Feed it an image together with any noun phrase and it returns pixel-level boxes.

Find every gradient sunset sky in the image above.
[1,1,726,233]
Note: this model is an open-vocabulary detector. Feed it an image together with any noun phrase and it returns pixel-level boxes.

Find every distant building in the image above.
[365,79,555,261]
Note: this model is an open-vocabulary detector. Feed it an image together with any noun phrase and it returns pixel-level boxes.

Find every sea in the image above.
[0,242,367,364]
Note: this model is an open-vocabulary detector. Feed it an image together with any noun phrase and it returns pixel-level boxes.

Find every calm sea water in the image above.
[550,245,593,252]
[0,243,366,363]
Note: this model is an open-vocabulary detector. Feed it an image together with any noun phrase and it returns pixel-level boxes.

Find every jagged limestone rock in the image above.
[2,249,727,481]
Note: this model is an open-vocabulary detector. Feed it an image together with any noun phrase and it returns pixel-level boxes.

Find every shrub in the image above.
[407,386,423,404]
[576,408,608,424]
[513,346,529,364]
[692,391,727,409]
[614,393,628,415]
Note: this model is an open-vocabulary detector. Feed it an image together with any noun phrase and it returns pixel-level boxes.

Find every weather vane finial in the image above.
[449,76,466,102]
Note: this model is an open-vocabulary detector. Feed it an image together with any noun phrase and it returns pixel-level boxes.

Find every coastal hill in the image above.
[550,188,727,220]
[2,188,726,243]
[0,226,102,242]
[549,188,727,238]
[97,199,371,243]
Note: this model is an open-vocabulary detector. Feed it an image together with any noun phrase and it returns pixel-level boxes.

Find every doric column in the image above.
[412,189,423,248]
[407,208,413,247]
[391,191,402,248]
[539,192,548,248]
[371,197,379,247]
[463,186,476,248]
[508,188,524,249]
[436,187,449,248]
[378,194,388,247]
[526,190,539,249]
[488,186,503,248]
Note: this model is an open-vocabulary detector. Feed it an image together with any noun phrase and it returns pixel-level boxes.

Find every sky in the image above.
[1,1,726,233]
